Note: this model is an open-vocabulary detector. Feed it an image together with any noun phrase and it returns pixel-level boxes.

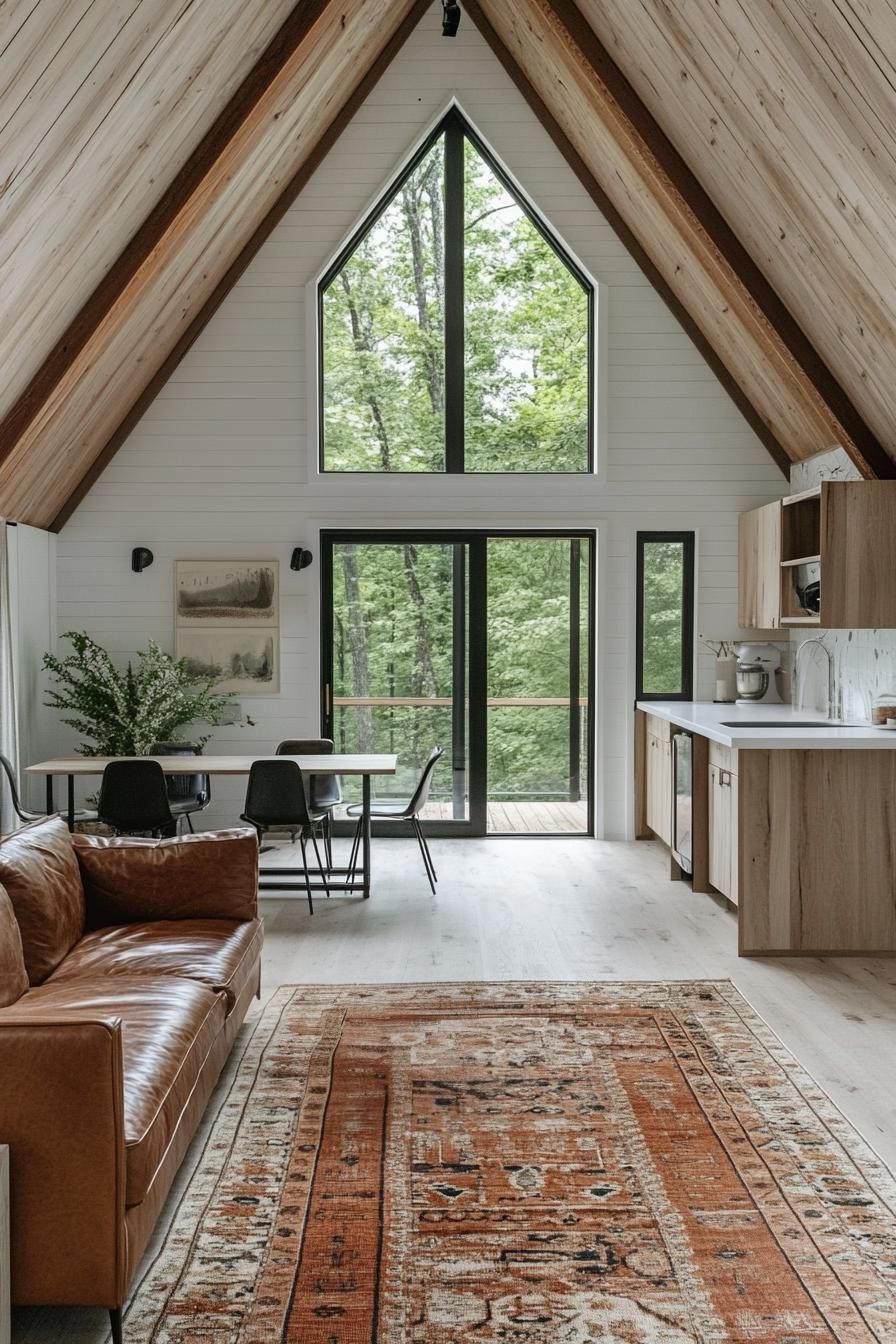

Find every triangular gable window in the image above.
[319,109,593,473]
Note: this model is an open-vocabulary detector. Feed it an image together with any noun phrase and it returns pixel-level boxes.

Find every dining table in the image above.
[26,754,398,900]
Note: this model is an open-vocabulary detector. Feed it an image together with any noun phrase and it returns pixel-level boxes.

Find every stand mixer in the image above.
[735,642,783,704]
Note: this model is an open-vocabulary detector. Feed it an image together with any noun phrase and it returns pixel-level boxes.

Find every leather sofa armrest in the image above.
[0,1012,127,1306]
[74,828,259,927]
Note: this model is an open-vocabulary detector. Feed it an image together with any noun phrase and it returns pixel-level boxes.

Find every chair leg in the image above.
[322,812,332,872]
[416,816,438,883]
[412,817,437,894]
[299,834,314,916]
[310,829,331,898]
[186,813,195,834]
[109,1306,124,1344]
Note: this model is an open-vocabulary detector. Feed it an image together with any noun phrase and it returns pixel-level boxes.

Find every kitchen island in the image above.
[635,701,896,956]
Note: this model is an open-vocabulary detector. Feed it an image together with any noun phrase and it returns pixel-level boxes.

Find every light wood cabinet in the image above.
[646,732,672,845]
[740,482,896,630]
[738,499,781,629]
[708,761,737,904]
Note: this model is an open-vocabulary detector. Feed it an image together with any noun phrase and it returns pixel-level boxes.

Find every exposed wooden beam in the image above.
[0,0,429,528]
[473,0,893,480]
[580,0,896,474]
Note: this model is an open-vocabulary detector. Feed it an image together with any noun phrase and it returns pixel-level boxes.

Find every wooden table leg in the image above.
[45,775,54,815]
[362,774,371,899]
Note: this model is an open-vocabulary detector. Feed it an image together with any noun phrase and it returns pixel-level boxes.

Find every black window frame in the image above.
[635,531,695,702]
[317,107,595,475]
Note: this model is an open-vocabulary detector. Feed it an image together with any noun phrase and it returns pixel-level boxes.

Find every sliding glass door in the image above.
[321,532,593,835]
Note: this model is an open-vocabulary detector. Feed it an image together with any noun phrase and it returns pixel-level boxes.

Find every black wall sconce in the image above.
[442,0,460,35]
[290,547,313,572]
[131,546,154,573]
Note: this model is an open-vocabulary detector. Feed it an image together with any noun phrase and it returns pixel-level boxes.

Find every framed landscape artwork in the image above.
[175,561,280,694]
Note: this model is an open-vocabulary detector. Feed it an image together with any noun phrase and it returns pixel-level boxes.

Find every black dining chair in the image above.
[0,752,97,829]
[276,738,342,870]
[346,746,443,895]
[148,741,211,834]
[240,759,329,914]
[97,760,176,837]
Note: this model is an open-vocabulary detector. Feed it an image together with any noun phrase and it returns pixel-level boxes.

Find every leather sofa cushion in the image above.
[0,816,85,983]
[18,975,227,1207]
[73,829,258,927]
[49,918,263,1012]
[0,884,28,1006]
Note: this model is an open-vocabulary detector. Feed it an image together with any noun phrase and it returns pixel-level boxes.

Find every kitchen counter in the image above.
[635,700,896,749]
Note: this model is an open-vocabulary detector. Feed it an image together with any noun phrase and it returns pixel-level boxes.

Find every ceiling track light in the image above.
[442,0,461,36]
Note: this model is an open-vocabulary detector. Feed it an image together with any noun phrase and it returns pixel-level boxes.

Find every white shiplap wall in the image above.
[56,3,784,838]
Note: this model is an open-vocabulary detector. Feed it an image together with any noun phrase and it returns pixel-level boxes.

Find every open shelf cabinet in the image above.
[740,481,896,630]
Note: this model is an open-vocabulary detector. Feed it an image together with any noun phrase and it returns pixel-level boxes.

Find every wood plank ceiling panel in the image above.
[577,0,896,464]
[474,0,889,477]
[0,0,297,421]
[0,0,425,527]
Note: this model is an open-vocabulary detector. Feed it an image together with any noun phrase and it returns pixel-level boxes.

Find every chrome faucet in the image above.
[794,637,838,720]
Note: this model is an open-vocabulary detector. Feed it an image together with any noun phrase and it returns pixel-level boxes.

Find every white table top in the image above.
[637,701,896,749]
[26,754,398,776]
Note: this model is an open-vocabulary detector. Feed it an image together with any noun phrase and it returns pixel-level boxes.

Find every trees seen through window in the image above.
[320,112,592,473]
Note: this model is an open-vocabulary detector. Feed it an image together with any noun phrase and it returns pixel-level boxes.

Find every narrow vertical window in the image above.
[636,533,695,700]
[319,109,593,473]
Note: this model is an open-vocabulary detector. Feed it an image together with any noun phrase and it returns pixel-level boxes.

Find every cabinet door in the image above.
[708,765,726,895]
[821,481,896,628]
[708,765,733,898]
[646,734,662,838]
[738,500,781,629]
[728,770,738,905]
[659,739,672,846]
[646,734,672,846]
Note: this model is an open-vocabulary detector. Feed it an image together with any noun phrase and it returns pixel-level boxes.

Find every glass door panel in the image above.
[323,531,592,836]
[326,539,469,825]
[486,537,590,834]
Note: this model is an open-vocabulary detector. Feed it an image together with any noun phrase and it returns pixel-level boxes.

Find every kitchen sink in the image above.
[719,720,863,728]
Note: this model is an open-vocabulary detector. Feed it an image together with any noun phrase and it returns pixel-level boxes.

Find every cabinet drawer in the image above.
[644,713,671,743]
[708,740,737,774]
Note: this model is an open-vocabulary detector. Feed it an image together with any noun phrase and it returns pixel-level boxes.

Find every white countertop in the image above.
[636,700,896,749]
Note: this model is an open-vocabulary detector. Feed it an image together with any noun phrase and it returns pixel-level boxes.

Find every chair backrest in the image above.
[98,760,174,833]
[242,759,314,828]
[407,746,444,815]
[148,742,209,806]
[0,753,26,822]
[276,738,341,809]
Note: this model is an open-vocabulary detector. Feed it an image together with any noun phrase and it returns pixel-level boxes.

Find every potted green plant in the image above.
[43,631,243,756]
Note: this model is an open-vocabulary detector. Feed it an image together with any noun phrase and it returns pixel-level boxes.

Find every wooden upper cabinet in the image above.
[821,482,896,628]
[740,482,896,631]
[738,500,781,629]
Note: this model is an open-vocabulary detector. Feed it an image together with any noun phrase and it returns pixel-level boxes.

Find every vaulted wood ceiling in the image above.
[0,0,893,528]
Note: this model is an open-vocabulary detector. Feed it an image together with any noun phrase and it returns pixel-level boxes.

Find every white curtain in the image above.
[0,522,19,832]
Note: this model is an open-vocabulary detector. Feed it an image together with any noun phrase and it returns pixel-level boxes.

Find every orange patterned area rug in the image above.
[124,982,896,1342]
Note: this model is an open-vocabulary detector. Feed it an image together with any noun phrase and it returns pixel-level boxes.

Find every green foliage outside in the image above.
[641,542,686,694]
[331,539,588,808]
[43,631,238,757]
[321,129,589,473]
[321,121,592,812]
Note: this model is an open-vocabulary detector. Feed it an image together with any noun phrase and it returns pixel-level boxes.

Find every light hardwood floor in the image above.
[13,834,896,1342]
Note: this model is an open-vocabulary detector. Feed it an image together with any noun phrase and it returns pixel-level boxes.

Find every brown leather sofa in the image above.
[0,815,263,1342]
